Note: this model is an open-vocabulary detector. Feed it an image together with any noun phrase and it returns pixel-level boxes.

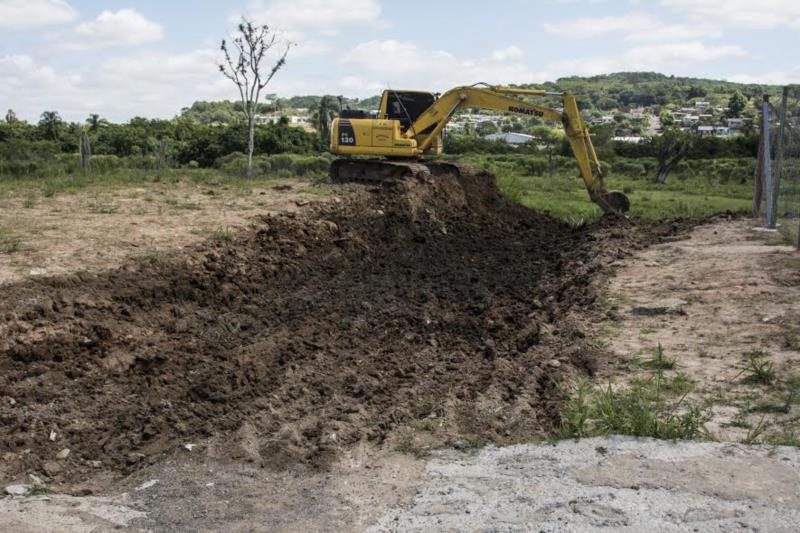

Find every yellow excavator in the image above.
[329,84,630,212]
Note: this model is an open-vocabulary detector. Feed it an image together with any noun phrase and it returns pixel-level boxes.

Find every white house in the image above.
[727,118,746,129]
[695,101,711,110]
[682,115,700,127]
[485,132,535,145]
[697,126,715,137]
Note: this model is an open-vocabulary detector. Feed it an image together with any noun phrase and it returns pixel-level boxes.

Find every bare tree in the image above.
[219,19,291,177]
[653,129,693,183]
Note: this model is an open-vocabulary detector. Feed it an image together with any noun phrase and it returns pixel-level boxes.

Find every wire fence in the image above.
[764,86,800,247]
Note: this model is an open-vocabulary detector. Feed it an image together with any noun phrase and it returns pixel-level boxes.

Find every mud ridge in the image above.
[0,168,680,485]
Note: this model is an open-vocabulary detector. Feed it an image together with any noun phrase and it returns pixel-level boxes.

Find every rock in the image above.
[631,299,688,317]
[126,452,145,465]
[135,479,159,492]
[4,484,30,496]
[43,461,63,476]
[56,448,71,459]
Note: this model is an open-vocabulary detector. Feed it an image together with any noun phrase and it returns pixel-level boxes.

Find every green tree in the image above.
[312,95,338,146]
[86,113,109,132]
[659,109,674,127]
[5,109,17,124]
[475,121,499,137]
[38,111,63,141]
[727,91,747,118]
[529,125,563,176]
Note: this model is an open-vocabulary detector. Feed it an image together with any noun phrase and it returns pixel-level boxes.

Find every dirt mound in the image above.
[0,168,677,486]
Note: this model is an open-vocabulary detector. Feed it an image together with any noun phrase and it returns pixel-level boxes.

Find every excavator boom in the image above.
[330,85,630,213]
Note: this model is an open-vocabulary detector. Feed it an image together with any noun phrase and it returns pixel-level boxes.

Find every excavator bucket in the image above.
[595,190,631,213]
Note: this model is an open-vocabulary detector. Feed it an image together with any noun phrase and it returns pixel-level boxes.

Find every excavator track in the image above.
[330,159,432,184]
[329,159,479,185]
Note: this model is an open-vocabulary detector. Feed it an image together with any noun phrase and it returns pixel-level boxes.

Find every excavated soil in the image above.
[0,168,681,487]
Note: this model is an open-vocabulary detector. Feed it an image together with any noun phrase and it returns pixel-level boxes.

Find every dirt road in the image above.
[600,219,800,442]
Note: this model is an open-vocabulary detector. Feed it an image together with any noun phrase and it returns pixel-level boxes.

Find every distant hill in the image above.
[527,72,783,111]
[180,72,787,124]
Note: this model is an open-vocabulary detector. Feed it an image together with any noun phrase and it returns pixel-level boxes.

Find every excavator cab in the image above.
[381,91,436,131]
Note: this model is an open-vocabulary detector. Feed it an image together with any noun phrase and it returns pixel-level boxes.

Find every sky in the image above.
[1,0,799,122]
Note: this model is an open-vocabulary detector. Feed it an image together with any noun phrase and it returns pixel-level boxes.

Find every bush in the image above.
[267,153,294,172]
[290,155,330,177]
[612,159,646,178]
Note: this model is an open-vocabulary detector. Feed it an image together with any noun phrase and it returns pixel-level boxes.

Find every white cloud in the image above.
[56,9,164,50]
[341,40,538,92]
[626,41,746,64]
[545,12,722,42]
[236,0,384,38]
[0,0,77,29]
[549,42,747,77]
[0,50,231,121]
[726,67,800,85]
[625,24,723,42]
[544,14,654,38]
[662,0,800,29]
[492,46,523,62]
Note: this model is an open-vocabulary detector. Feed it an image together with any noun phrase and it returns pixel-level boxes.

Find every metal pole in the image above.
[763,95,774,228]
[754,108,764,218]
[773,87,788,227]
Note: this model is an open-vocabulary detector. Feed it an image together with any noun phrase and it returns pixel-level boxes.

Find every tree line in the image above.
[0,111,322,176]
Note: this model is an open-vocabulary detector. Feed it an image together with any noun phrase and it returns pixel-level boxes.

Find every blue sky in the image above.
[1,0,799,121]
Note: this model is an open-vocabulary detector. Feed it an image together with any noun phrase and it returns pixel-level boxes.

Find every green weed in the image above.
[641,343,677,370]
[742,352,776,385]
[560,374,706,440]
[0,228,23,254]
[211,227,235,243]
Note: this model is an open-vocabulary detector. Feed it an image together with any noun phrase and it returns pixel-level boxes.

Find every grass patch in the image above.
[27,483,52,496]
[394,428,430,459]
[139,250,172,269]
[0,228,23,254]
[164,197,201,211]
[0,168,313,199]
[459,156,754,223]
[560,373,706,440]
[211,227,235,243]
[765,431,800,447]
[86,200,119,214]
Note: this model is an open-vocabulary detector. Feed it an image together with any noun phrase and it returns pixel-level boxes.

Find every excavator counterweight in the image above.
[329,85,630,213]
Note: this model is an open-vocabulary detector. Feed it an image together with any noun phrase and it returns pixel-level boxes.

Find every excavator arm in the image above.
[405,86,629,212]
[329,84,630,212]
